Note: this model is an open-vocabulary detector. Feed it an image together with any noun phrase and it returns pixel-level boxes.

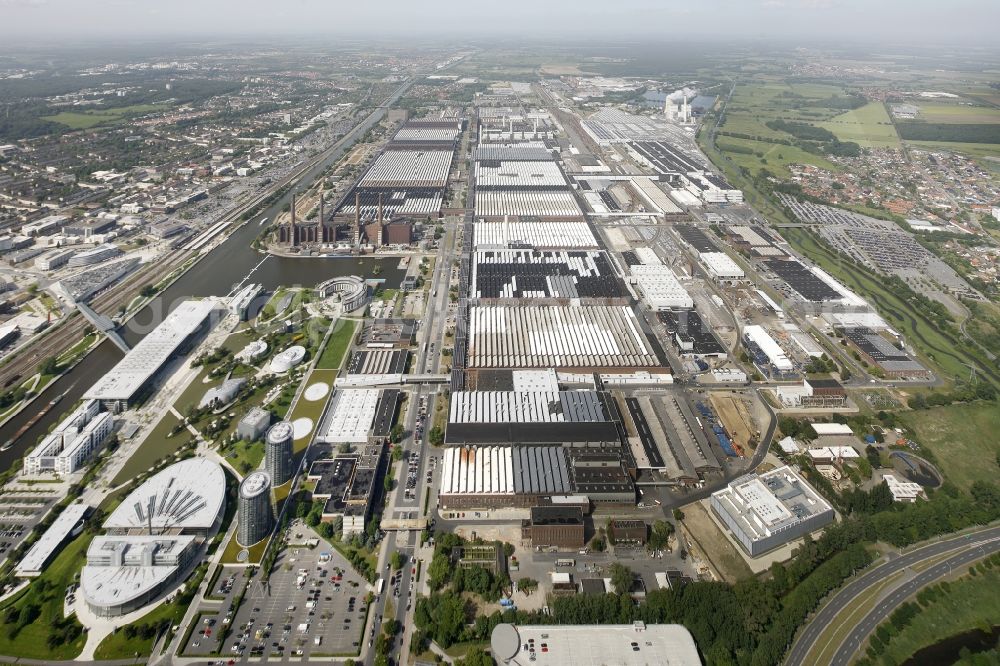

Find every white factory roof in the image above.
[743,325,793,371]
[490,622,702,666]
[475,161,568,188]
[473,221,596,248]
[449,391,608,424]
[700,251,744,279]
[511,369,560,392]
[475,190,583,218]
[440,446,514,495]
[633,247,662,265]
[16,503,88,576]
[393,127,459,142]
[359,150,452,187]
[104,458,226,531]
[80,535,196,608]
[320,389,380,443]
[467,305,659,368]
[810,423,854,436]
[85,299,218,403]
[630,264,692,309]
[811,266,867,308]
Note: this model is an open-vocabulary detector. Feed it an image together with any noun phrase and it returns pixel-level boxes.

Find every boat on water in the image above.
[0,383,75,453]
[259,217,269,226]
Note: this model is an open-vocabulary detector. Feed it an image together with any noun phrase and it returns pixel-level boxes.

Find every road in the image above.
[785,524,1000,666]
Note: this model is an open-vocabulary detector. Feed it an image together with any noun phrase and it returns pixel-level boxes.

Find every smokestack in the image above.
[319,190,325,226]
[290,194,297,247]
[378,193,384,224]
[354,191,361,232]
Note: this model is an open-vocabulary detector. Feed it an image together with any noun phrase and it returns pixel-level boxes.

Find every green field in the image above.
[818,102,901,148]
[315,319,357,370]
[866,566,1000,664]
[916,101,1000,124]
[906,140,1000,163]
[111,411,186,486]
[42,104,167,129]
[223,438,265,476]
[716,135,842,177]
[94,592,188,659]
[0,529,89,659]
[900,402,1000,490]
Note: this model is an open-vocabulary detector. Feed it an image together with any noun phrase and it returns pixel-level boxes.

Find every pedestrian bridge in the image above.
[334,374,449,388]
[75,302,130,353]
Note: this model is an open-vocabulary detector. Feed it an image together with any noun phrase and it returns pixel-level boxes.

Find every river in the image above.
[0,91,410,471]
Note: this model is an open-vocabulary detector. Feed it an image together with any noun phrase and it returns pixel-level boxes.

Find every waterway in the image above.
[0,93,409,471]
[901,626,1000,665]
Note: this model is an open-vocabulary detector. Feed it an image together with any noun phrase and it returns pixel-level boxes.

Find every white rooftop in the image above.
[81,535,196,608]
[104,458,225,531]
[85,299,218,402]
[17,503,88,576]
[810,423,854,436]
[320,389,380,443]
[491,622,701,666]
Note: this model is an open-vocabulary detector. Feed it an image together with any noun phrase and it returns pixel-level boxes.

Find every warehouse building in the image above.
[711,465,834,557]
[16,503,89,577]
[629,264,692,310]
[467,305,660,369]
[446,390,622,445]
[472,249,627,302]
[473,221,598,249]
[657,310,727,358]
[743,325,796,379]
[359,150,453,189]
[439,445,574,510]
[839,327,930,379]
[490,622,702,666]
[700,252,744,281]
[521,506,585,550]
[84,299,220,412]
[473,144,554,162]
[347,349,410,376]
[675,225,718,253]
[67,243,122,267]
[317,389,400,445]
[475,190,584,219]
[623,393,720,481]
[23,399,114,476]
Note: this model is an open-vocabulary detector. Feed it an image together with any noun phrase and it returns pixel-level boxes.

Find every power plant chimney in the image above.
[290,193,297,247]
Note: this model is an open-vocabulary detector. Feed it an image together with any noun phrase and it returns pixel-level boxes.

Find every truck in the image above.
[314,636,323,646]
[375,578,385,596]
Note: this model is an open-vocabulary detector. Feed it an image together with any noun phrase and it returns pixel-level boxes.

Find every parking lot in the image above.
[214,523,372,662]
[182,567,251,658]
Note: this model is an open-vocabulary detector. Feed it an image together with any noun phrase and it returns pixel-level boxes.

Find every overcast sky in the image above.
[1,0,998,44]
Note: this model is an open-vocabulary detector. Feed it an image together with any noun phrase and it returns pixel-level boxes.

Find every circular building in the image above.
[269,345,306,373]
[236,339,268,363]
[265,421,295,486]
[316,275,370,313]
[237,471,274,547]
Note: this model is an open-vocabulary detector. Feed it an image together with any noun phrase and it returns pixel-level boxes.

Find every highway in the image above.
[785,524,1000,666]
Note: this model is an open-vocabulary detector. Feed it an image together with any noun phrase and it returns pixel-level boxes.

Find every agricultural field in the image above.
[900,402,1000,491]
[715,135,841,178]
[818,102,901,148]
[914,101,1000,124]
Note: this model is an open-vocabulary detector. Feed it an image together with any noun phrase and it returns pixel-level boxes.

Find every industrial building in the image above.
[475,190,584,219]
[317,389,400,445]
[238,471,274,546]
[466,305,660,369]
[629,264,692,310]
[657,310,727,358]
[265,421,295,486]
[446,390,622,445]
[521,506,586,550]
[346,349,410,376]
[84,299,220,412]
[472,250,627,302]
[775,377,847,408]
[439,445,573,510]
[490,622,702,666]
[839,327,930,379]
[699,252,744,281]
[710,465,834,557]
[675,225,718,253]
[473,144,554,162]
[359,150,453,189]
[473,221,598,249]
[81,459,226,617]
[623,394,721,481]
[67,243,122,267]
[23,399,114,476]
[743,325,796,379]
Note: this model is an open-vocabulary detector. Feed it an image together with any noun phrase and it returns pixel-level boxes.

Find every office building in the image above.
[265,421,295,486]
[23,399,114,476]
[238,471,274,546]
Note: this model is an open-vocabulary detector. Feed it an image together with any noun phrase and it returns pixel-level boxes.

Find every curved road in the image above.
[786,524,1000,666]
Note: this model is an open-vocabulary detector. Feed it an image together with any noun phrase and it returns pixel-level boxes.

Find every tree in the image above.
[518,577,538,595]
[428,553,453,590]
[38,356,59,376]
[456,646,494,666]
[428,426,445,446]
[609,563,633,595]
[390,550,405,571]
[647,520,674,551]
[673,508,685,522]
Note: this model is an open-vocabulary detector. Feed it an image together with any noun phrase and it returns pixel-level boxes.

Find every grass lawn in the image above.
[221,530,269,565]
[818,102,901,148]
[716,135,842,178]
[222,439,264,477]
[916,101,1000,124]
[42,104,168,129]
[111,411,186,486]
[315,319,357,370]
[0,529,90,659]
[899,402,1000,490]
[870,567,1000,664]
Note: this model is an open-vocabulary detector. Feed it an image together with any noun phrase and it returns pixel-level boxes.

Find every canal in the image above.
[0,89,411,471]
